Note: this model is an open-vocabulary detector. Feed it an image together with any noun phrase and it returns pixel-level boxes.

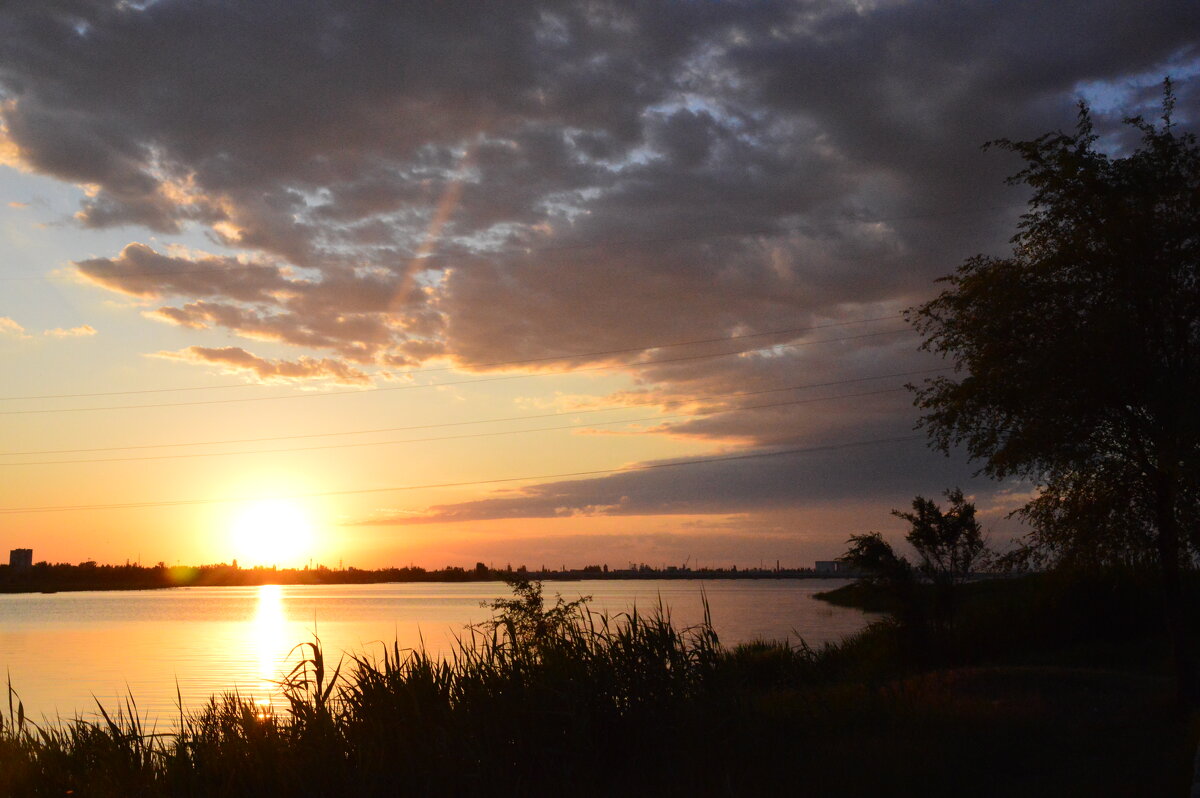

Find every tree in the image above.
[841,530,914,588]
[843,489,987,584]
[894,488,989,586]
[840,489,988,643]
[908,83,1200,699]
[841,489,989,627]
[480,574,590,652]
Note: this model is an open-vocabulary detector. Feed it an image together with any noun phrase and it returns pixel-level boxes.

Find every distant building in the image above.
[814,560,843,574]
[9,548,33,571]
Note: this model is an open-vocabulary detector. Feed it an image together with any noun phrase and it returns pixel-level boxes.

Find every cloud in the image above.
[155,345,372,385]
[7,201,28,209]
[357,435,993,526]
[4,3,1191,374]
[75,243,295,302]
[0,317,30,339]
[0,1,1197,528]
[43,325,97,338]
[78,242,430,364]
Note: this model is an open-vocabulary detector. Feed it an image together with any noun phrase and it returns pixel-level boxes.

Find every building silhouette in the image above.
[9,548,33,571]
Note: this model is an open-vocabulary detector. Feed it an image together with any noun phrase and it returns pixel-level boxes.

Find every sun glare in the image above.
[230,499,316,568]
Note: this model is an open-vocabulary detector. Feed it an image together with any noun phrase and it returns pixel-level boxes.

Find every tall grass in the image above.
[0,576,1192,796]
[0,578,743,797]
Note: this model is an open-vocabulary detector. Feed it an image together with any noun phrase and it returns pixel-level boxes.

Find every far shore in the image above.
[0,561,859,595]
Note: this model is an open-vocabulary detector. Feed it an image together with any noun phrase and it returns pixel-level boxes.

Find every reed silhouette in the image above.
[0,575,1193,796]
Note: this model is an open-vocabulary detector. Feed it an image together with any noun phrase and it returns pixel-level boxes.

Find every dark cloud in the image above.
[2,0,1198,526]
[77,243,293,301]
[359,435,992,526]
[83,244,426,362]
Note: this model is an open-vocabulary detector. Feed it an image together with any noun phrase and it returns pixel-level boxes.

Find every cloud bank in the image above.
[2,1,1197,529]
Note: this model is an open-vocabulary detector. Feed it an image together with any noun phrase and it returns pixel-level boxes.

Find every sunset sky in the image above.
[1,1,1198,569]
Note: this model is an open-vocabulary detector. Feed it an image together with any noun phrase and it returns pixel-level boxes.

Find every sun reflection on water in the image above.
[251,584,289,710]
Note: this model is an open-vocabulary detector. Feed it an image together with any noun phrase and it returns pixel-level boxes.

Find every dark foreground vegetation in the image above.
[0,573,1196,797]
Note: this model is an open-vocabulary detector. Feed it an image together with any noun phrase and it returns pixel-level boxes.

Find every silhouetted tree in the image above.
[480,575,590,651]
[843,489,988,630]
[895,488,989,587]
[908,82,1200,700]
[841,531,914,588]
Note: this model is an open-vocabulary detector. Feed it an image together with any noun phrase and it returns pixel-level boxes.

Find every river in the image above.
[0,579,876,722]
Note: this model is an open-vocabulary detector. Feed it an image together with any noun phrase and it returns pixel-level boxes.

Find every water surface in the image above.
[0,579,874,721]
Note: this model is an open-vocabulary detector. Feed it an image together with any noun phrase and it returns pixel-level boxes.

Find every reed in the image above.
[0,575,1191,796]
[0,578,749,796]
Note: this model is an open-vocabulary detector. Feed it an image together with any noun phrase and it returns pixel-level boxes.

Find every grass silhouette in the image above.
[0,574,1194,796]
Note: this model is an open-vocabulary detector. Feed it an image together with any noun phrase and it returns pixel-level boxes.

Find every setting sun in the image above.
[230,499,316,568]
[0,3,1194,792]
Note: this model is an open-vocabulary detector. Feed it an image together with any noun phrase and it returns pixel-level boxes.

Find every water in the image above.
[0,579,874,722]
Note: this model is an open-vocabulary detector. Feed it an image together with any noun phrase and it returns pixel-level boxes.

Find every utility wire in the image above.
[0,367,946,457]
[0,327,914,415]
[0,434,925,515]
[0,314,900,401]
[0,387,909,466]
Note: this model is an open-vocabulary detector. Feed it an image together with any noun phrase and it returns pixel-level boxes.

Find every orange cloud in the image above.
[43,324,97,338]
[155,345,373,385]
[0,317,29,339]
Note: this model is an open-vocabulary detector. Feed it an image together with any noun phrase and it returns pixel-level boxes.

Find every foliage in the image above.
[895,488,990,585]
[908,83,1200,572]
[841,490,989,588]
[840,490,990,641]
[908,82,1200,699]
[841,532,915,586]
[2,576,1196,796]
[477,573,591,650]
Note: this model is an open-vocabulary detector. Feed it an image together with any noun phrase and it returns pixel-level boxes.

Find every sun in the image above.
[229,499,316,568]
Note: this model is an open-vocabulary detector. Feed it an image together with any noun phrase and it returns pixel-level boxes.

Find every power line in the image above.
[1,203,1020,283]
[0,434,925,515]
[0,327,915,415]
[0,387,909,466]
[0,367,946,456]
[0,314,900,401]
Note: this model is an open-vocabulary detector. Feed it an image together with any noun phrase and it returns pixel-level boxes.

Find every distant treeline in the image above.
[0,560,850,593]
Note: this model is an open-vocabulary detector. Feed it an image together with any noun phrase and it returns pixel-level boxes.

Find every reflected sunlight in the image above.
[251,584,289,707]
[230,499,316,567]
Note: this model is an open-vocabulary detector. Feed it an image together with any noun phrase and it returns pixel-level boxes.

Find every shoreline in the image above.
[0,563,858,595]
[0,571,857,596]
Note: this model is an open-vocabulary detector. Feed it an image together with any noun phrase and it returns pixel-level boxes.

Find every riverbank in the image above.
[0,580,869,719]
[0,561,848,594]
[0,573,1195,796]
